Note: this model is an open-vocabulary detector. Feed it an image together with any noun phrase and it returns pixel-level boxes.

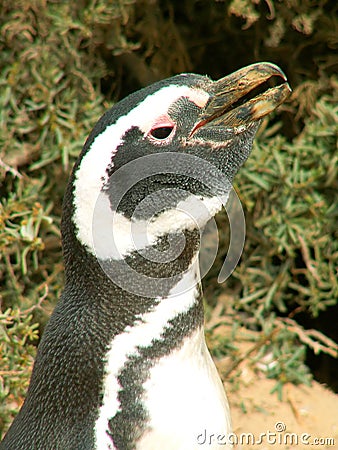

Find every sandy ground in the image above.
[204,293,338,450]
[222,371,338,450]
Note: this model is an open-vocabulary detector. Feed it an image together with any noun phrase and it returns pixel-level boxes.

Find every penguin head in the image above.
[66,63,290,264]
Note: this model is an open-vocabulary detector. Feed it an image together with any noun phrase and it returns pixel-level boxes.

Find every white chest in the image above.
[137,328,232,450]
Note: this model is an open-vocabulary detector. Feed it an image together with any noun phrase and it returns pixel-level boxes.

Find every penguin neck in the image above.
[61,185,205,328]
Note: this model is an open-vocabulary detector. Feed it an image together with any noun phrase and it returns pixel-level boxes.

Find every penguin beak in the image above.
[191,62,291,135]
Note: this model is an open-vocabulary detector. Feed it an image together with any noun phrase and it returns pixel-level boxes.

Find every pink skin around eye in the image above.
[148,115,176,136]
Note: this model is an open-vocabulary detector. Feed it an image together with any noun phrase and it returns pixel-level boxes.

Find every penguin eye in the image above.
[150,126,174,140]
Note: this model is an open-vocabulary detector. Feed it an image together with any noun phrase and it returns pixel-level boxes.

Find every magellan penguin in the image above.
[1,63,290,450]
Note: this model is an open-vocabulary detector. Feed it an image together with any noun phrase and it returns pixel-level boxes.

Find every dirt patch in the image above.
[205,298,337,449]
[224,374,338,450]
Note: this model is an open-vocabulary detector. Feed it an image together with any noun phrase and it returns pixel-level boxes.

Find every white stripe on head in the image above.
[73,85,209,255]
[94,264,200,448]
[92,193,226,260]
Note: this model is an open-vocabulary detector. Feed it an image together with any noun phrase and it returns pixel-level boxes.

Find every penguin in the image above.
[1,63,290,450]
